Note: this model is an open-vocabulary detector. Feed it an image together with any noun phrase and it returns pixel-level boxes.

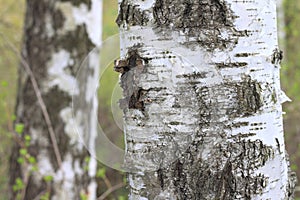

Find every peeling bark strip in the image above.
[118,0,296,199]
[10,0,101,199]
[114,49,148,111]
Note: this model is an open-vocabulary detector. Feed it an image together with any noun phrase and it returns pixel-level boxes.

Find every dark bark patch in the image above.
[173,160,189,199]
[231,122,250,128]
[235,53,259,57]
[43,87,71,166]
[153,0,242,50]
[157,168,165,189]
[170,139,273,199]
[53,8,65,30]
[129,88,146,110]
[235,76,262,117]
[271,48,283,65]
[116,49,148,111]
[215,62,248,69]
[186,76,262,120]
[56,25,94,74]
[116,0,149,27]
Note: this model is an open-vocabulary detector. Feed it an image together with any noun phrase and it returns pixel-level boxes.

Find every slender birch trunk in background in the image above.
[116,0,296,199]
[9,0,102,199]
[277,0,286,52]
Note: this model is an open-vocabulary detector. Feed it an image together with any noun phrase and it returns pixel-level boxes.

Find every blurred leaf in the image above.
[28,156,36,164]
[24,135,31,141]
[11,114,16,121]
[96,168,106,178]
[80,193,88,200]
[1,80,8,87]
[43,175,53,182]
[19,148,27,156]
[118,196,126,200]
[17,157,24,164]
[12,178,24,192]
[40,192,50,200]
[31,165,38,172]
[84,156,90,163]
[291,164,298,171]
[15,123,24,134]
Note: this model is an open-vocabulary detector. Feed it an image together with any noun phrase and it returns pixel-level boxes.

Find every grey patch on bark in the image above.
[184,75,262,119]
[137,138,274,199]
[153,0,244,50]
[116,0,150,27]
[235,76,262,117]
[161,139,273,199]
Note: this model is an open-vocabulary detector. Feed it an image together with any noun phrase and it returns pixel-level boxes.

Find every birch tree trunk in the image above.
[117,0,296,199]
[9,0,102,199]
[277,0,285,52]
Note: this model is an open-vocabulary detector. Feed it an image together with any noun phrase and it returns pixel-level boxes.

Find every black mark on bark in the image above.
[129,88,145,110]
[271,48,283,65]
[157,168,165,189]
[215,62,248,69]
[235,53,259,57]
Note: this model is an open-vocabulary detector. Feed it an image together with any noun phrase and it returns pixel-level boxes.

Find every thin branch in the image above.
[103,175,112,190]
[20,167,30,200]
[0,33,62,168]
[97,182,125,200]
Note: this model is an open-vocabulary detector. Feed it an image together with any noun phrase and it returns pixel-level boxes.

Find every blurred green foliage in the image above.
[282,0,300,105]
[282,0,300,197]
[0,0,24,199]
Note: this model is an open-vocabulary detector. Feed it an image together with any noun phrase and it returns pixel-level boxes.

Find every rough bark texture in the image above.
[9,0,101,199]
[117,0,296,199]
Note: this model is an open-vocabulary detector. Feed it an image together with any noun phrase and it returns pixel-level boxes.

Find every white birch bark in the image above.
[10,0,102,199]
[117,0,296,199]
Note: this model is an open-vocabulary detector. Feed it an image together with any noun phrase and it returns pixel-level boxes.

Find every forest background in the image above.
[0,0,299,199]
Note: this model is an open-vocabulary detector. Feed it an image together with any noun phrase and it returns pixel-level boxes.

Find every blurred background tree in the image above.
[0,0,299,199]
